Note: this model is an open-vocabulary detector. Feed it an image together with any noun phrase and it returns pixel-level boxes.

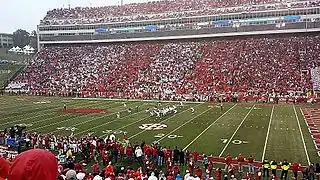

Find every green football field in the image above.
[1,95,319,166]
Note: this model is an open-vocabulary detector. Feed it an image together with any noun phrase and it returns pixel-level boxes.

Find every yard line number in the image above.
[154,133,183,139]
[221,138,249,145]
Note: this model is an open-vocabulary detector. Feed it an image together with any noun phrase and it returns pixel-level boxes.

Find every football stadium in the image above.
[1,0,320,179]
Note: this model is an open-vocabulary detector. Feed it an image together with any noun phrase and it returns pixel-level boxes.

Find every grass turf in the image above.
[0,95,319,166]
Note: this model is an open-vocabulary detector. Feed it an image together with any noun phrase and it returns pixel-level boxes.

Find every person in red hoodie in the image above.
[87,173,94,180]
[208,161,214,177]
[193,150,199,164]
[8,149,58,180]
[0,156,10,180]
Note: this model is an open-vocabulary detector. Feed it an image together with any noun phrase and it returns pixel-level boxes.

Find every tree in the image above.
[13,29,30,48]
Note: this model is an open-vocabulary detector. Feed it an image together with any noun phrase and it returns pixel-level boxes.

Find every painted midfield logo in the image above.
[139,123,168,130]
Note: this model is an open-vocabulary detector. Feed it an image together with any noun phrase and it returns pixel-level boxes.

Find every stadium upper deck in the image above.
[37,0,320,49]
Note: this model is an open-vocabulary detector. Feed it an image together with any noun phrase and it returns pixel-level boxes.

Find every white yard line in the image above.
[75,105,148,136]
[183,104,237,151]
[218,105,255,157]
[48,102,140,134]
[98,116,151,138]
[156,107,214,142]
[261,105,274,161]
[0,100,89,126]
[27,101,130,132]
[128,103,203,140]
[294,106,311,165]
[0,99,90,121]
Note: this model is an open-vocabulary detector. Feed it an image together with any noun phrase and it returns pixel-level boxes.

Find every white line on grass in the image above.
[98,116,151,138]
[218,105,255,157]
[48,102,140,134]
[261,105,274,161]
[27,101,131,132]
[75,104,149,136]
[156,107,214,142]
[293,105,311,165]
[0,100,89,126]
[182,104,237,151]
[128,103,203,140]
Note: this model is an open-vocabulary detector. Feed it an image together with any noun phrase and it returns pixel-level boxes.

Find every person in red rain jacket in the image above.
[237,153,245,173]
[92,161,100,175]
[196,166,203,179]
[291,162,300,179]
[105,162,115,177]
[225,154,232,172]
[188,157,195,174]
[216,168,222,180]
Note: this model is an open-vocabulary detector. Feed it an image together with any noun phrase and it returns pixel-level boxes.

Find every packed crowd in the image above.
[10,35,320,99]
[40,0,319,25]
[0,130,317,180]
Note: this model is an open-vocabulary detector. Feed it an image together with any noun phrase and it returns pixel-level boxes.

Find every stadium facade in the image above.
[37,1,320,49]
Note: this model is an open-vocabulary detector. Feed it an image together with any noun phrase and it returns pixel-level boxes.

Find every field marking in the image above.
[261,105,274,161]
[75,103,150,136]
[182,104,237,151]
[218,105,255,157]
[294,105,310,165]
[0,100,90,126]
[156,106,214,142]
[48,101,141,134]
[27,101,130,132]
[128,103,203,140]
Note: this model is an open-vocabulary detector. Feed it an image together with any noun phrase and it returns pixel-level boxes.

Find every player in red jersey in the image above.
[255,168,262,180]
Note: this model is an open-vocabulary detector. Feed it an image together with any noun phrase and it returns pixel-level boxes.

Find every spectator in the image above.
[8,149,58,180]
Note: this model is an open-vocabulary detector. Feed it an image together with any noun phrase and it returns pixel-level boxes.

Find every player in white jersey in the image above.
[190,107,195,114]
[123,103,127,108]
[117,112,120,118]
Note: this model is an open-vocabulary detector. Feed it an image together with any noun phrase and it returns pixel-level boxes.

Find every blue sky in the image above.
[0,0,147,34]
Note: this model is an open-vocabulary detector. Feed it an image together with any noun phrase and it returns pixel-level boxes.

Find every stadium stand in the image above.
[10,35,320,98]
[40,0,319,25]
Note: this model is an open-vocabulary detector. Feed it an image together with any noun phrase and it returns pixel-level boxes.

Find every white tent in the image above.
[23,45,35,54]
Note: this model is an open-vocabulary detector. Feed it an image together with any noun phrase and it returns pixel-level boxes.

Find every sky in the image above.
[0,0,147,34]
